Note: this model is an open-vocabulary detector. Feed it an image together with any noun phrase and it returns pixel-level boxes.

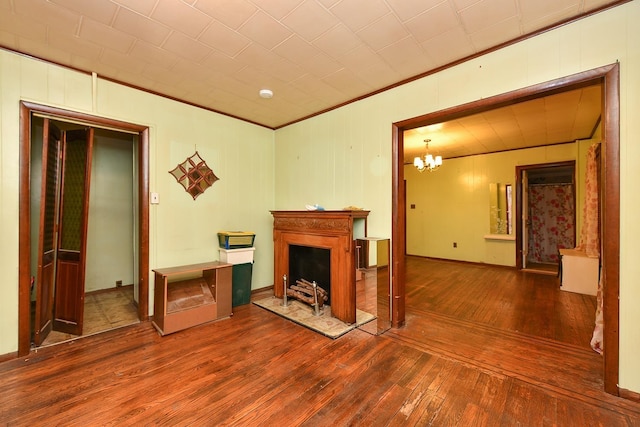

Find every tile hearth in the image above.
[253,296,375,339]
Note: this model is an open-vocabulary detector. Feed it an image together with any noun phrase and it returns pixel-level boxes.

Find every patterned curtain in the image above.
[527,184,575,263]
[577,144,603,354]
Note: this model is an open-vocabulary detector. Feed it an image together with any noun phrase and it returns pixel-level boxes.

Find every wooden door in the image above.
[52,128,94,335]
[33,119,61,346]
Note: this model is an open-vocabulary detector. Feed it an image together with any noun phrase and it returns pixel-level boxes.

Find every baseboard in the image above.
[0,351,18,364]
[251,285,274,295]
[619,387,640,403]
[406,254,517,270]
[86,284,134,296]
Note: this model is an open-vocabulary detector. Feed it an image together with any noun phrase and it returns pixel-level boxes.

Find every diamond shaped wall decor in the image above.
[169,151,219,200]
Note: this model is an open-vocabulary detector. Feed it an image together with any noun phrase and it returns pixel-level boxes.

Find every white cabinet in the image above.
[559,249,599,296]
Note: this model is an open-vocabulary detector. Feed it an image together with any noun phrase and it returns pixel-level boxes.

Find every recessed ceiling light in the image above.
[259,89,273,99]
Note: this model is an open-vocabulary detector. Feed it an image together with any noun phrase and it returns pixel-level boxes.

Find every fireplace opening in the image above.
[288,245,331,303]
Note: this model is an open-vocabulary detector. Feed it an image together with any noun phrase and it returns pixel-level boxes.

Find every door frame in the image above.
[515,161,577,270]
[392,63,620,395]
[18,101,150,356]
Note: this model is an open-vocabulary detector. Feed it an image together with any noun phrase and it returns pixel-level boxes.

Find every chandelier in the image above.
[413,139,442,172]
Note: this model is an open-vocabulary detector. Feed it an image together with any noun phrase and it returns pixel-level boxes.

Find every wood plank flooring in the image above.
[1,257,639,426]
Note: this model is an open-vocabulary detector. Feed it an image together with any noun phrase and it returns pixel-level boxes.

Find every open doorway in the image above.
[19,102,150,356]
[29,116,140,346]
[516,162,576,275]
[392,63,620,395]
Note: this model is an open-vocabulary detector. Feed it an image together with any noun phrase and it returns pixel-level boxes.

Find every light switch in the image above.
[150,192,160,204]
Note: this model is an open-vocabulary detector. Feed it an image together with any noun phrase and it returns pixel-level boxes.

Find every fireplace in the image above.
[271,210,369,324]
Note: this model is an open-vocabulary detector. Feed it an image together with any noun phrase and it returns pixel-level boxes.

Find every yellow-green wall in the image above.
[274,3,640,393]
[0,50,275,356]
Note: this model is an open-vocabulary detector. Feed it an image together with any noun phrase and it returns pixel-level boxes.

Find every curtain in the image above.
[577,144,603,353]
[527,184,575,263]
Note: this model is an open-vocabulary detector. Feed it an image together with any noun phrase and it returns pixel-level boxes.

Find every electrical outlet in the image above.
[453,242,457,248]
[116,280,123,287]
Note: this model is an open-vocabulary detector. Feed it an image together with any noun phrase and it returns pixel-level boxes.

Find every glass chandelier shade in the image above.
[413,139,442,172]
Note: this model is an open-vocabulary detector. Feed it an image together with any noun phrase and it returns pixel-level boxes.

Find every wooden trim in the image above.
[602,63,620,395]
[18,103,32,356]
[138,128,150,321]
[250,285,274,295]
[392,63,620,397]
[391,125,405,327]
[18,102,150,356]
[619,388,640,403]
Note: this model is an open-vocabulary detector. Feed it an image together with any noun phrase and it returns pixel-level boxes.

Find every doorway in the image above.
[30,116,141,346]
[516,162,576,275]
[19,102,150,356]
[392,63,620,395]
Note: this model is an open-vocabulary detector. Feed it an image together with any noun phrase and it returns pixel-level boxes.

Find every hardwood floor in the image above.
[1,258,638,426]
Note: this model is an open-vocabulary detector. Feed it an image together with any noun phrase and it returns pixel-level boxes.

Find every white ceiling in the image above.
[0,0,622,128]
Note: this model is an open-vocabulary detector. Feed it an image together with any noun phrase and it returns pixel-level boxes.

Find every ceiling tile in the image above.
[281,0,339,41]
[50,0,119,25]
[356,13,408,51]
[14,0,80,31]
[377,36,435,76]
[386,0,445,21]
[421,27,475,66]
[337,44,392,78]
[238,11,293,49]
[329,0,390,32]
[100,48,147,75]
[113,0,158,17]
[162,31,211,62]
[272,35,321,63]
[193,0,257,29]
[468,16,520,51]
[113,7,171,46]
[458,0,518,34]
[250,0,304,20]
[0,11,48,43]
[48,30,102,61]
[129,40,179,68]
[404,2,460,43]
[289,73,344,98]
[200,51,246,76]
[199,20,251,57]
[520,0,577,23]
[317,0,341,7]
[0,31,16,47]
[312,24,362,58]
[322,68,371,96]
[17,37,72,64]
[79,18,136,54]
[151,0,212,38]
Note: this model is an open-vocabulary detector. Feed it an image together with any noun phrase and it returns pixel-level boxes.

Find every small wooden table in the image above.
[152,261,232,335]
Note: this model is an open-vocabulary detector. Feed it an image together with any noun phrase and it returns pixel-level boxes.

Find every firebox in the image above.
[288,245,331,302]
